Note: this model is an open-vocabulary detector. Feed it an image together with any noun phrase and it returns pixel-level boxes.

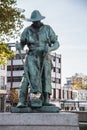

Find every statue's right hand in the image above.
[32,47,43,53]
[35,46,48,53]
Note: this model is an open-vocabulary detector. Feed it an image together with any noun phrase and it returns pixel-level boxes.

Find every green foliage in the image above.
[0,42,15,65]
[0,0,25,64]
[0,0,25,41]
[71,77,83,90]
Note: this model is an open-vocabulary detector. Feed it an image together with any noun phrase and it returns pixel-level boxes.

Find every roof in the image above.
[60,99,87,103]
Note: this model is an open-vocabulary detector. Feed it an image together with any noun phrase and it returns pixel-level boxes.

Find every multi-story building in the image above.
[7,43,61,102]
[50,53,61,100]
[63,74,87,101]
[0,65,6,89]
[0,65,7,111]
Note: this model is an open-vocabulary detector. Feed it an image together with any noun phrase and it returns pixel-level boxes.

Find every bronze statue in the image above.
[16,10,60,108]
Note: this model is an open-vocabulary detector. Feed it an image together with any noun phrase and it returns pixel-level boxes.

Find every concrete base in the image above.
[0,112,79,130]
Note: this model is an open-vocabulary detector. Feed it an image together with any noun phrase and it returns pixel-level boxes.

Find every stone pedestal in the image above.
[0,112,79,130]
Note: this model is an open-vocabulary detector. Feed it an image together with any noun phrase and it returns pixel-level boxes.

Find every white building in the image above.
[7,44,61,102]
[50,53,61,100]
[0,65,7,111]
[63,75,87,101]
[0,65,7,90]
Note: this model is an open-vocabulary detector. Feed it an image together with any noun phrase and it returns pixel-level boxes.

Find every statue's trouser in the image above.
[18,74,51,106]
[18,73,51,105]
[18,73,29,105]
[18,55,52,106]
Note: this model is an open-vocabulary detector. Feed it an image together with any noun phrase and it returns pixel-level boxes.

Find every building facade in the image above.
[63,75,87,101]
[0,65,7,111]
[0,65,6,90]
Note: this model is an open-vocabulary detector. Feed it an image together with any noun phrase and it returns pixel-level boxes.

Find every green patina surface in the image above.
[15,10,60,112]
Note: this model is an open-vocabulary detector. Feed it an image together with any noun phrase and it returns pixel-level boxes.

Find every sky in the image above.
[16,0,87,85]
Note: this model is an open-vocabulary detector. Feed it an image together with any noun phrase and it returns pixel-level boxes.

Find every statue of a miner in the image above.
[16,10,60,109]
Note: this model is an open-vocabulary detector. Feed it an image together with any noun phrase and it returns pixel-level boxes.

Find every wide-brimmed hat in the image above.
[29,10,45,22]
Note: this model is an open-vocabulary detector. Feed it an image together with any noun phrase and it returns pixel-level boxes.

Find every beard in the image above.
[32,21,43,29]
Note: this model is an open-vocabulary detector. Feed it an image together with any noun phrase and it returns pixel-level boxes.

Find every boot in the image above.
[17,102,26,108]
[17,96,26,108]
[43,93,55,106]
[43,93,49,106]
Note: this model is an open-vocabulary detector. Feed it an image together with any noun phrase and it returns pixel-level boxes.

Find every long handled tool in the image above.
[15,41,33,91]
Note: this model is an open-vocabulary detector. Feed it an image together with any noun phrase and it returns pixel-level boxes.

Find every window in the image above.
[51,77,61,84]
[7,65,24,71]
[58,79,61,84]
[53,67,61,73]
[59,58,61,63]
[55,78,59,83]
[59,89,61,99]
[55,78,61,84]
[0,65,5,70]
[51,77,55,83]
[53,57,56,61]
[53,88,56,99]
[58,68,61,73]
[53,67,56,72]
[0,76,5,89]
[7,76,22,82]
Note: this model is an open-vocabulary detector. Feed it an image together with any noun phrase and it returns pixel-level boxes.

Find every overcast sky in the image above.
[16,0,87,85]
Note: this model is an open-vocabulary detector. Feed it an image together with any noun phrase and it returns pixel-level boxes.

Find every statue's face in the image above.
[33,21,41,28]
